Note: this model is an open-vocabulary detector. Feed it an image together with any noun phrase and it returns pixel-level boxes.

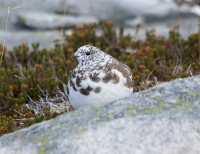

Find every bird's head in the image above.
[72,45,109,66]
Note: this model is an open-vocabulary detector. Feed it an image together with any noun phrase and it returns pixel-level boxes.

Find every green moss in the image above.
[108,113,114,120]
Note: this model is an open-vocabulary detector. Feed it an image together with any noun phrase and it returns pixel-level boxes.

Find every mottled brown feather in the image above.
[89,72,100,83]
[111,72,120,84]
[94,87,101,93]
[86,86,93,91]
[79,88,89,96]
[70,79,77,91]
[76,76,81,87]
[102,73,112,83]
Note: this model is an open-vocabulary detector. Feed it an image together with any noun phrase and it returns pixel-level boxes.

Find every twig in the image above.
[14,109,26,117]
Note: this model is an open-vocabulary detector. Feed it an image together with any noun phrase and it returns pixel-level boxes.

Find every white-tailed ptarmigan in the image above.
[67,45,133,109]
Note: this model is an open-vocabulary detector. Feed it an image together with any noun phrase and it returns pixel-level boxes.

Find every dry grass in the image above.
[0,6,21,67]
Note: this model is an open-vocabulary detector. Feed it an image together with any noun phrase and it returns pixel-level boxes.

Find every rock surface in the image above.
[17,11,98,29]
[0,75,199,154]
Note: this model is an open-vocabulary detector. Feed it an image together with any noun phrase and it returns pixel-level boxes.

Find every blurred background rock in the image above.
[0,0,200,50]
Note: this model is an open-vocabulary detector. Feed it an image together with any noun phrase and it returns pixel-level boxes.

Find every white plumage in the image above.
[67,45,133,109]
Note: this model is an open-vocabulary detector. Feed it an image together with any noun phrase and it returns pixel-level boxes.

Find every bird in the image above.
[67,45,133,110]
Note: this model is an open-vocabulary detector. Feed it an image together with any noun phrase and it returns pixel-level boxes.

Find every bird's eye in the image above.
[86,52,90,55]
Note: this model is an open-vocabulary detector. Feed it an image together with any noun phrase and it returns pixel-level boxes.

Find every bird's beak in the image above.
[72,53,79,58]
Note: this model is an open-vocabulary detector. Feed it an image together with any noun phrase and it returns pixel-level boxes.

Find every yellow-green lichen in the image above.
[145,108,161,114]
[42,138,50,145]
[153,96,160,100]
[51,121,60,126]
[108,113,114,120]
[186,90,197,97]
[116,127,124,130]
[60,126,66,129]
[90,109,94,112]
[38,147,45,154]
[173,98,181,105]
[32,139,42,143]
[192,93,197,97]
[138,106,143,110]
[183,100,189,104]
[74,124,82,128]
[186,105,193,110]
[97,106,104,110]
[186,89,192,93]
[158,101,165,108]
[95,112,102,117]
[126,104,134,109]
[88,119,94,123]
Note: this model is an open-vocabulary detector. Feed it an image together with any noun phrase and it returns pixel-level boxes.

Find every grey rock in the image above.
[0,75,200,154]
[0,0,126,21]
[0,30,73,51]
[17,11,98,29]
[67,0,128,21]
[120,16,198,40]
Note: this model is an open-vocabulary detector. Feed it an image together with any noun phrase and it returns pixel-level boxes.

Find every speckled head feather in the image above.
[72,45,110,67]
[68,45,133,110]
